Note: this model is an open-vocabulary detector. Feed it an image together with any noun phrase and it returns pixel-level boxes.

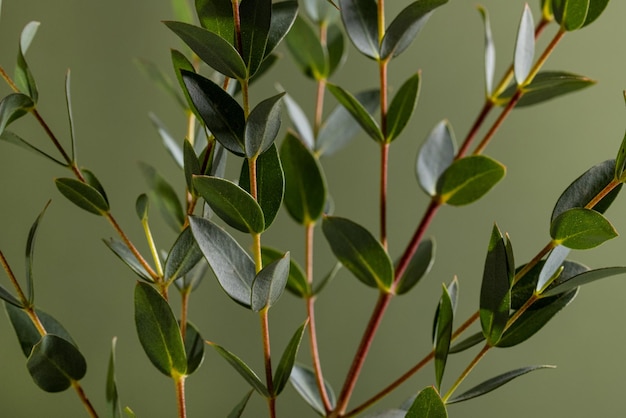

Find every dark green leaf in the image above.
[405,386,447,418]
[135,58,186,109]
[181,71,246,156]
[286,16,328,79]
[149,112,184,169]
[27,334,87,392]
[14,21,39,102]
[327,83,384,142]
[195,0,234,41]
[164,21,247,79]
[303,0,338,23]
[265,2,299,58]
[189,216,256,307]
[550,208,617,249]
[208,341,269,397]
[447,365,556,404]
[245,92,285,158]
[553,0,590,31]
[274,320,308,395]
[239,0,272,76]
[184,139,201,193]
[251,252,290,311]
[514,4,535,85]
[24,200,50,305]
[172,0,195,23]
[313,262,342,295]
[164,227,203,283]
[134,282,187,377]
[316,89,380,156]
[498,71,596,107]
[543,266,626,298]
[281,132,327,224]
[171,49,199,116]
[326,23,346,77]
[436,156,505,206]
[183,321,204,375]
[396,237,435,295]
[227,390,254,418]
[283,92,314,149]
[0,130,66,166]
[582,0,609,27]
[261,247,310,298]
[0,93,34,136]
[417,120,456,196]
[322,216,393,290]
[103,238,154,283]
[55,177,109,216]
[339,0,379,59]
[106,337,122,418]
[380,0,447,60]
[290,364,336,414]
[386,72,420,142]
[615,131,626,181]
[0,285,22,308]
[81,169,109,206]
[552,159,621,222]
[434,284,453,390]
[449,332,485,354]
[478,6,496,96]
[138,162,185,231]
[194,176,265,233]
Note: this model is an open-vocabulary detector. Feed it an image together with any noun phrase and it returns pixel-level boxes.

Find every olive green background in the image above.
[0,1,625,417]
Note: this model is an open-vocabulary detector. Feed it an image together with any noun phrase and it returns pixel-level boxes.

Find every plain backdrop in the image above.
[0,1,625,417]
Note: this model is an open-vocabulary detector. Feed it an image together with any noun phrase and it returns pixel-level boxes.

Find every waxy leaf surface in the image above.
[386,72,420,142]
[405,386,447,418]
[514,4,535,85]
[27,334,87,393]
[550,208,617,249]
[208,342,269,396]
[339,0,379,59]
[274,320,308,395]
[55,178,109,216]
[327,83,383,142]
[436,156,505,206]
[290,364,336,414]
[417,120,456,196]
[251,253,290,312]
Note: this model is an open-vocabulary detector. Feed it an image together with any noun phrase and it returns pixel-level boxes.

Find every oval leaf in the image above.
[417,120,456,196]
[436,155,505,206]
[0,93,34,136]
[245,92,285,158]
[285,16,328,79]
[339,0,379,59]
[550,208,618,249]
[261,247,310,298]
[327,83,384,142]
[164,226,203,283]
[265,1,299,58]
[386,72,420,142]
[27,334,87,393]
[514,4,535,85]
[195,0,235,41]
[55,177,109,215]
[396,237,435,295]
[103,238,154,282]
[251,252,290,312]
[405,386,447,418]
[499,71,596,107]
[239,0,272,76]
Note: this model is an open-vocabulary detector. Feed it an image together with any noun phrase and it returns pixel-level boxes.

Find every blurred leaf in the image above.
[261,247,310,298]
[194,176,265,233]
[182,70,246,156]
[449,332,485,354]
[149,113,184,169]
[286,16,328,79]
[553,0,590,31]
[322,216,393,290]
[274,320,308,395]
[164,227,203,283]
[326,23,346,77]
[208,342,269,397]
[0,93,35,136]
[65,70,76,161]
[265,2,299,58]
[615,131,626,181]
[478,6,496,96]
[417,120,456,196]
[195,0,234,41]
[396,237,435,295]
[536,245,570,293]
[135,58,186,109]
[313,261,342,295]
[27,334,87,393]
[290,364,336,414]
[139,162,185,231]
[183,321,204,375]
[327,84,383,142]
[55,177,109,216]
[436,156,505,206]
[175,257,207,293]
[386,72,420,142]
[0,130,66,166]
[316,89,380,156]
[251,252,290,312]
[303,0,338,23]
[106,337,122,418]
[434,284,453,390]
[498,71,596,107]
[227,390,254,418]
[14,21,39,102]
[239,0,271,76]
[514,4,534,85]
[405,386,447,418]
[171,49,200,118]
[281,132,327,224]
[283,92,314,150]
[0,285,22,308]
[380,0,447,60]
[103,238,154,283]
[582,0,610,27]
[134,282,187,377]
[543,266,626,298]
[189,216,256,307]
[550,208,617,249]
[24,200,50,305]
[447,365,556,404]
[172,0,194,23]
[245,92,285,158]
[184,139,201,193]
[339,0,379,59]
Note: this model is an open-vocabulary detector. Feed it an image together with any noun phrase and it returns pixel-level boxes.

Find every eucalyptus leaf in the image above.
[183,139,201,193]
[24,200,50,305]
[536,245,570,293]
[207,342,269,397]
[550,208,617,249]
[27,334,87,393]
[396,237,435,295]
[405,386,447,418]
[417,120,456,196]
[182,321,205,375]
[251,252,290,312]
[164,227,203,283]
[498,71,596,107]
[81,168,109,206]
[582,0,609,27]
[265,1,299,58]
[514,4,535,85]
[65,70,76,160]
[339,0,379,59]
[171,49,200,117]
[286,16,329,79]
[449,332,485,354]
[434,283,453,390]
[106,337,122,418]
[303,0,338,23]
[478,6,496,96]
[274,320,308,395]
[189,216,256,307]
[239,0,271,76]
[313,261,342,295]
[227,390,254,418]
[0,130,66,166]
[290,364,336,414]
[139,162,185,231]
[195,0,234,41]
[283,92,315,150]
[386,72,420,142]
[436,155,505,206]
[261,247,310,298]
[327,83,384,142]
[149,113,184,169]
[245,92,284,158]
[0,93,35,136]
[103,238,154,283]
[553,0,590,31]
[543,266,626,298]
[14,21,39,102]
[326,23,346,77]
[55,177,109,216]
[0,285,22,308]
[615,131,626,182]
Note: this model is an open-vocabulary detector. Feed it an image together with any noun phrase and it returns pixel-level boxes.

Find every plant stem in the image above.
[260,309,276,418]
[141,219,164,279]
[585,178,621,209]
[72,380,99,418]
[0,250,28,305]
[380,142,389,249]
[175,376,187,418]
[314,23,328,138]
[106,213,159,281]
[442,343,491,402]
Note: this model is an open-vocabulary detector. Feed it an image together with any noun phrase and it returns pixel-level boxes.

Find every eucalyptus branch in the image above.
[175,376,187,418]
[442,343,491,402]
[72,380,100,418]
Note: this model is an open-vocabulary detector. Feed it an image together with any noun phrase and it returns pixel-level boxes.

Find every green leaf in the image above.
[283,92,314,149]
[339,0,379,59]
[138,162,185,231]
[181,71,246,156]
[322,216,393,290]
[174,257,207,293]
[396,237,435,295]
[245,92,285,158]
[251,252,290,312]
[543,266,626,298]
[582,0,609,27]
[124,407,137,418]
[417,120,456,196]
[274,320,308,395]
[550,208,617,249]
[303,0,338,23]
[0,130,66,166]
[313,262,342,295]
[183,321,205,375]
[65,70,76,161]
[207,341,269,397]
[164,227,203,283]
[497,288,578,347]
[480,225,513,346]
[134,282,187,377]
[0,285,22,308]
[265,2,299,58]
[27,335,87,393]
[536,245,570,293]
[449,332,485,354]
[24,201,50,306]
[261,247,310,298]
[380,0,447,60]
[326,23,346,77]
[286,16,328,79]
[55,177,109,216]
[478,6,496,96]
[172,0,195,23]
[171,49,200,115]
[81,168,109,206]
[436,155,505,206]
[164,21,247,79]
[405,386,447,418]
[194,176,265,233]
[189,216,256,307]
[149,113,184,169]
[386,72,420,142]
[281,132,327,224]
[135,58,186,109]
[239,0,272,76]
[327,83,384,142]
[184,139,201,193]
[0,93,35,136]
[514,4,535,85]
[434,283,453,390]
[447,365,556,404]
[553,0,590,31]
[195,0,234,41]
[227,390,254,418]
[615,131,626,181]
[14,21,39,102]
[106,337,122,418]
[290,364,336,414]
[103,238,154,283]
[316,89,380,156]
[498,71,596,107]
[552,159,621,222]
